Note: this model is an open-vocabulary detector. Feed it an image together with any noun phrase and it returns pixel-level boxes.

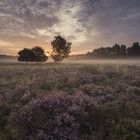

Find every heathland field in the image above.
[0,63,140,140]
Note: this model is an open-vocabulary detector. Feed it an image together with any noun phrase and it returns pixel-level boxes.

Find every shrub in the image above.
[10,93,97,140]
[114,119,140,140]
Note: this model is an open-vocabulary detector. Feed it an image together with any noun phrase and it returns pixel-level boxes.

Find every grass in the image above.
[0,63,140,140]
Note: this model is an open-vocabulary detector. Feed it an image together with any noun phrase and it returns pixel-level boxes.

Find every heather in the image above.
[0,63,140,140]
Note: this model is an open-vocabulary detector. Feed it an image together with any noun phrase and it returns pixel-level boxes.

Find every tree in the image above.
[112,44,121,55]
[120,45,126,55]
[32,46,48,62]
[18,47,48,63]
[18,48,35,63]
[50,35,71,63]
[93,47,107,55]
[127,42,140,55]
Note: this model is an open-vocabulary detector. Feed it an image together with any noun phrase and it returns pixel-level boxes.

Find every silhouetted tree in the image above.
[50,35,71,63]
[112,44,121,55]
[18,47,48,63]
[106,47,113,55]
[127,42,140,55]
[93,47,114,55]
[91,44,127,56]
[32,46,48,62]
[120,45,126,55]
[93,47,106,55]
[18,48,34,63]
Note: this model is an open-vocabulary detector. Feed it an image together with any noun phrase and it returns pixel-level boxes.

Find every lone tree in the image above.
[18,46,48,63]
[50,35,71,63]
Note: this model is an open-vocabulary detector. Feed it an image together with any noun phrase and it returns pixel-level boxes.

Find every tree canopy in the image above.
[50,35,71,62]
[127,42,140,55]
[18,46,48,63]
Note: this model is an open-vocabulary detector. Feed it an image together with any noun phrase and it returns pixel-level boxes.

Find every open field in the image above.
[0,63,140,140]
[0,57,140,66]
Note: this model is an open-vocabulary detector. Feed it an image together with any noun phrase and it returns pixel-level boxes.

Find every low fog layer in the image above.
[64,59,140,66]
[0,57,140,66]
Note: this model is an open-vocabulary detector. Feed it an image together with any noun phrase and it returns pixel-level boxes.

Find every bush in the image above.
[10,93,97,140]
[0,64,140,140]
[115,119,140,140]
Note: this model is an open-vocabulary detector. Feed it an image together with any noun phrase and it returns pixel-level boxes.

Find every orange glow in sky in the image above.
[0,0,140,55]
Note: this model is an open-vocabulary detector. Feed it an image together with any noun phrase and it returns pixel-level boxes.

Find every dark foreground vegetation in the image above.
[0,63,140,140]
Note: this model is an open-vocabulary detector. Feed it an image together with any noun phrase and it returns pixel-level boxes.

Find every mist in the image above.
[0,57,140,66]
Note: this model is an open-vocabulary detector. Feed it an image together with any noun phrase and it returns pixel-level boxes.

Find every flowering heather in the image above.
[0,63,140,140]
[10,93,98,140]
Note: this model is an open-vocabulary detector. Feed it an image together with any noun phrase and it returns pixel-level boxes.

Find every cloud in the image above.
[0,0,140,54]
[0,40,15,47]
[82,0,140,42]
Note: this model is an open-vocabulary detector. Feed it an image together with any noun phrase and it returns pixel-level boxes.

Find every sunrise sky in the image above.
[0,0,140,55]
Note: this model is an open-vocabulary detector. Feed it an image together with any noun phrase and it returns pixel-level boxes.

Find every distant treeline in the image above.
[87,42,140,56]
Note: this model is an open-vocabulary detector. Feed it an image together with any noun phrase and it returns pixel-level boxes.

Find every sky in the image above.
[0,0,140,55]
